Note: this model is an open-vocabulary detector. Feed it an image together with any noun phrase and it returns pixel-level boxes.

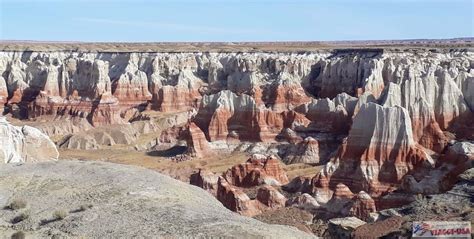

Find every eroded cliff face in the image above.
[1,49,473,204]
[1,50,471,134]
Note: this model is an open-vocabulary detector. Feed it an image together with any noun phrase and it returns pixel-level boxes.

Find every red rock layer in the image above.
[255,185,287,209]
[195,90,310,143]
[216,176,260,216]
[313,103,433,197]
[205,108,309,142]
[271,84,312,112]
[216,176,287,217]
[185,122,211,158]
[409,98,448,153]
[159,125,184,144]
[158,86,201,112]
[29,92,124,126]
[112,82,151,107]
[348,191,377,221]
[222,155,289,187]
[190,169,219,196]
[305,98,352,134]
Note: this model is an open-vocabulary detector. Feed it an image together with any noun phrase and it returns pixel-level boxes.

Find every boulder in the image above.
[352,216,404,239]
[328,217,366,239]
[0,117,58,163]
[287,193,320,211]
[255,185,287,209]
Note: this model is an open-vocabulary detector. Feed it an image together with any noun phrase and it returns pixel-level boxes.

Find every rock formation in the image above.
[0,76,7,111]
[190,169,219,196]
[0,47,473,236]
[315,103,433,196]
[216,176,287,217]
[222,154,289,187]
[184,122,211,158]
[111,54,151,106]
[283,137,321,164]
[327,217,367,239]
[0,117,58,163]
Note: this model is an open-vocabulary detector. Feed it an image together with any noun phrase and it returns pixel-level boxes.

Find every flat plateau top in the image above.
[0,39,473,53]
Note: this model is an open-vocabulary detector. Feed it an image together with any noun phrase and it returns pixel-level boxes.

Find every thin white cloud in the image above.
[73,17,272,35]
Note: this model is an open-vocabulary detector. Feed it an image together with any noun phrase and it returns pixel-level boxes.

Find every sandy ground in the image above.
[59,148,320,182]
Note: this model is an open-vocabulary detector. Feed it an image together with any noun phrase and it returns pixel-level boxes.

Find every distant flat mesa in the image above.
[0,38,473,52]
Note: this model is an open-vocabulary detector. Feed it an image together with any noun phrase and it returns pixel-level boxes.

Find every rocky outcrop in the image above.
[216,176,260,216]
[0,50,471,144]
[283,176,313,193]
[256,185,287,209]
[159,70,203,112]
[222,154,289,187]
[184,122,211,158]
[315,103,433,196]
[58,121,155,150]
[0,76,7,111]
[0,117,58,163]
[327,217,366,239]
[303,96,353,133]
[192,154,290,216]
[287,193,320,211]
[0,160,314,238]
[283,137,320,164]
[111,54,151,106]
[352,216,404,239]
[364,168,473,238]
[348,191,377,221]
[216,176,287,217]
[190,169,219,196]
[27,59,125,126]
[195,90,309,142]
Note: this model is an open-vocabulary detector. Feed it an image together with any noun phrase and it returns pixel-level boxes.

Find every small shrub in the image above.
[7,199,27,210]
[11,212,30,224]
[71,204,93,213]
[80,204,93,211]
[11,231,25,239]
[53,210,68,220]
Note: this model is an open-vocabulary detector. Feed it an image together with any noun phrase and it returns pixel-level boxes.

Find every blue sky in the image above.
[0,0,472,42]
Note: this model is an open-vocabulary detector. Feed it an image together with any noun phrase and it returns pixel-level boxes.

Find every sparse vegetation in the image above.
[415,194,425,202]
[11,211,30,224]
[6,199,27,210]
[74,204,93,212]
[10,231,26,239]
[53,210,68,220]
[80,204,93,211]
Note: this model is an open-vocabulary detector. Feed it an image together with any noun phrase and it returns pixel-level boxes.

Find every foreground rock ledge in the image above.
[0,160,315,238]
